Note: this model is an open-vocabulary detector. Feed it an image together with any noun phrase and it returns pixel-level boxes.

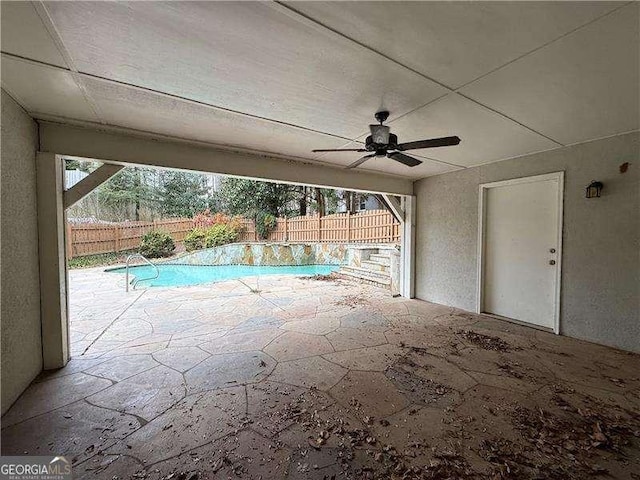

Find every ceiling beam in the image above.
[39,122,413,195]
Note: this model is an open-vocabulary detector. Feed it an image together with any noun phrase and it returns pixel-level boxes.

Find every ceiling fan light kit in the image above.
[312,111,461,169]
[369,124,391,145]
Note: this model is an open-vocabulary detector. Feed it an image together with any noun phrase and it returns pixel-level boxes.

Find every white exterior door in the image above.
[481,173,563,330]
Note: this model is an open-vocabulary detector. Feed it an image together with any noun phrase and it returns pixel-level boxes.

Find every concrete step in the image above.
[361,260,390,273]
[369,253,391,266]
[339,265,391,286]
[339,269,391,287]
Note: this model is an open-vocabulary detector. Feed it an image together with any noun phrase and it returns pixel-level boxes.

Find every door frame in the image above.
[476,171,564,334]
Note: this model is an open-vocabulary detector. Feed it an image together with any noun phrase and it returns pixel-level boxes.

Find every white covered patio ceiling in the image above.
[1,1,638,180]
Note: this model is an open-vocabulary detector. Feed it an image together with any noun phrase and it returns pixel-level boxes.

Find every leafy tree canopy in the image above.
[97,168,153,219]
[216,178,299,218]
[156,171,210,218]
[66,158,374,223]
[216,178,344,219]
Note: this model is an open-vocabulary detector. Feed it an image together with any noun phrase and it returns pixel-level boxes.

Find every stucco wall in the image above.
[1,89,42,414]
[414,132,639,352]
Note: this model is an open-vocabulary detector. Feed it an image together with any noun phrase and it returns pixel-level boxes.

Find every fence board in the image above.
[67,210,399,258]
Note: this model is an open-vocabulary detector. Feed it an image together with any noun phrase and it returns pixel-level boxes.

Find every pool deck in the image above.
[1,266,639,479]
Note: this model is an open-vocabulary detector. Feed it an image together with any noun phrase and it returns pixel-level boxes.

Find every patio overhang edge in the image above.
[38,121,414,196]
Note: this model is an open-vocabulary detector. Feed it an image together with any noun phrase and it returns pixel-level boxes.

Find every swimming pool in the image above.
[108,263,340,288]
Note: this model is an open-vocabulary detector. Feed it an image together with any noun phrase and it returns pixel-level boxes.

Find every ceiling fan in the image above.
[312,111,461,169]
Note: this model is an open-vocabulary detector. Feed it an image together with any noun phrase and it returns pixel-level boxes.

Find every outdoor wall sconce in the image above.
[585,181,603,198]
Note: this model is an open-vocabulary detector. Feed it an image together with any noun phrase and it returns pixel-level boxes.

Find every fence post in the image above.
[114,224,120,253]
[283,217,288,242]
[346,212,351,243]
[316,214,321,242]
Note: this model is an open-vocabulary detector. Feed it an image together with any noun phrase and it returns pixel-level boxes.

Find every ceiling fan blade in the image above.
[346,154,375,169]
[396,136,461,151]
[388,152,422,167]
[312,148,367,152]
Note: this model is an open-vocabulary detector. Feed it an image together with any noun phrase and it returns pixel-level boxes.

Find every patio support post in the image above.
[36,152,70,369]
[400,195,416,298]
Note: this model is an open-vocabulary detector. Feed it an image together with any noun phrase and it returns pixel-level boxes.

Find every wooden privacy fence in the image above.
[66,219,193,259]
[67,209,399,258]
[254,210,400,244]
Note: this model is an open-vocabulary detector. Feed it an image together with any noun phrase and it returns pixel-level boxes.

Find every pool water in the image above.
[108,263,340,288]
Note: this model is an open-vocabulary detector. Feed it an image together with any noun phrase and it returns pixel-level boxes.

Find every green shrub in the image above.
[184,224,239,251]
[204,223,239,248]
[256,212,277,240]
[139,230,175,258]
[184,228,207,251]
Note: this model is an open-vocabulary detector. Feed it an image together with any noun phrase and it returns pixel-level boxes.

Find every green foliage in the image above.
[66,163,216,222]
[256,212,277,240]
[204,223,239,248]
[66,157,376,226]
[216,178,299,218]
[184,220,240,252]
[156,171,210,218]
[215,178,353,223]
[138,231,175,258]
[64,159,97,172]
[184,228,207,252]
[89,167,154,221]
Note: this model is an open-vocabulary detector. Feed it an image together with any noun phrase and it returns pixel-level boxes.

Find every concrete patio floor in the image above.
[2,267,640,479]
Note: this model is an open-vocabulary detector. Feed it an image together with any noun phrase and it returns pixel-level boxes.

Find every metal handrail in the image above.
[125,253,159,291]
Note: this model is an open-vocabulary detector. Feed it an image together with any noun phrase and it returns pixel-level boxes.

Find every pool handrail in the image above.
[125,253,159,291]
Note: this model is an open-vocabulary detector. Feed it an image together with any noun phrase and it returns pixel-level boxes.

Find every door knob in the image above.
[549,260,556,265]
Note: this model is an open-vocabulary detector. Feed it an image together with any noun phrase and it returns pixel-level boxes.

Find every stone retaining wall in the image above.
[166,242,399,267]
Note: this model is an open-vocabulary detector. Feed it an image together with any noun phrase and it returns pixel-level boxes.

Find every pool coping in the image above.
[104,262,342,272]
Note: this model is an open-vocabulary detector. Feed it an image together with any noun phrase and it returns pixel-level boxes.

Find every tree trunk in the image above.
[299,186,307,216]
[345,191,357,214]
[134,168,141,221]
[315,188,326,217]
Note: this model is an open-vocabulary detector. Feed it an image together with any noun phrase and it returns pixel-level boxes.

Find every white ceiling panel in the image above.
[358,155,460,179]
[287,1,622,88]
[44,1,447,139]
[81,74,457,178]
[0,56,99,122]
[1,2,637,181]
[382,94,557,167]
[460,3,640,146]
[0,2,68,68]
[80,77,351,163]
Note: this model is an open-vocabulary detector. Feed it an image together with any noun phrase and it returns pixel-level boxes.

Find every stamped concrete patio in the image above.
[2,267,640,479]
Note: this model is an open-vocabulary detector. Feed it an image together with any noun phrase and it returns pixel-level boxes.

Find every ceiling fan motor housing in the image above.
[374,110,390,124]
[365,132,398,152]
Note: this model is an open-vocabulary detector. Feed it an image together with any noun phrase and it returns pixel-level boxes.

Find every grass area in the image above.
[68,244,186,269]
[68,251,138,269]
